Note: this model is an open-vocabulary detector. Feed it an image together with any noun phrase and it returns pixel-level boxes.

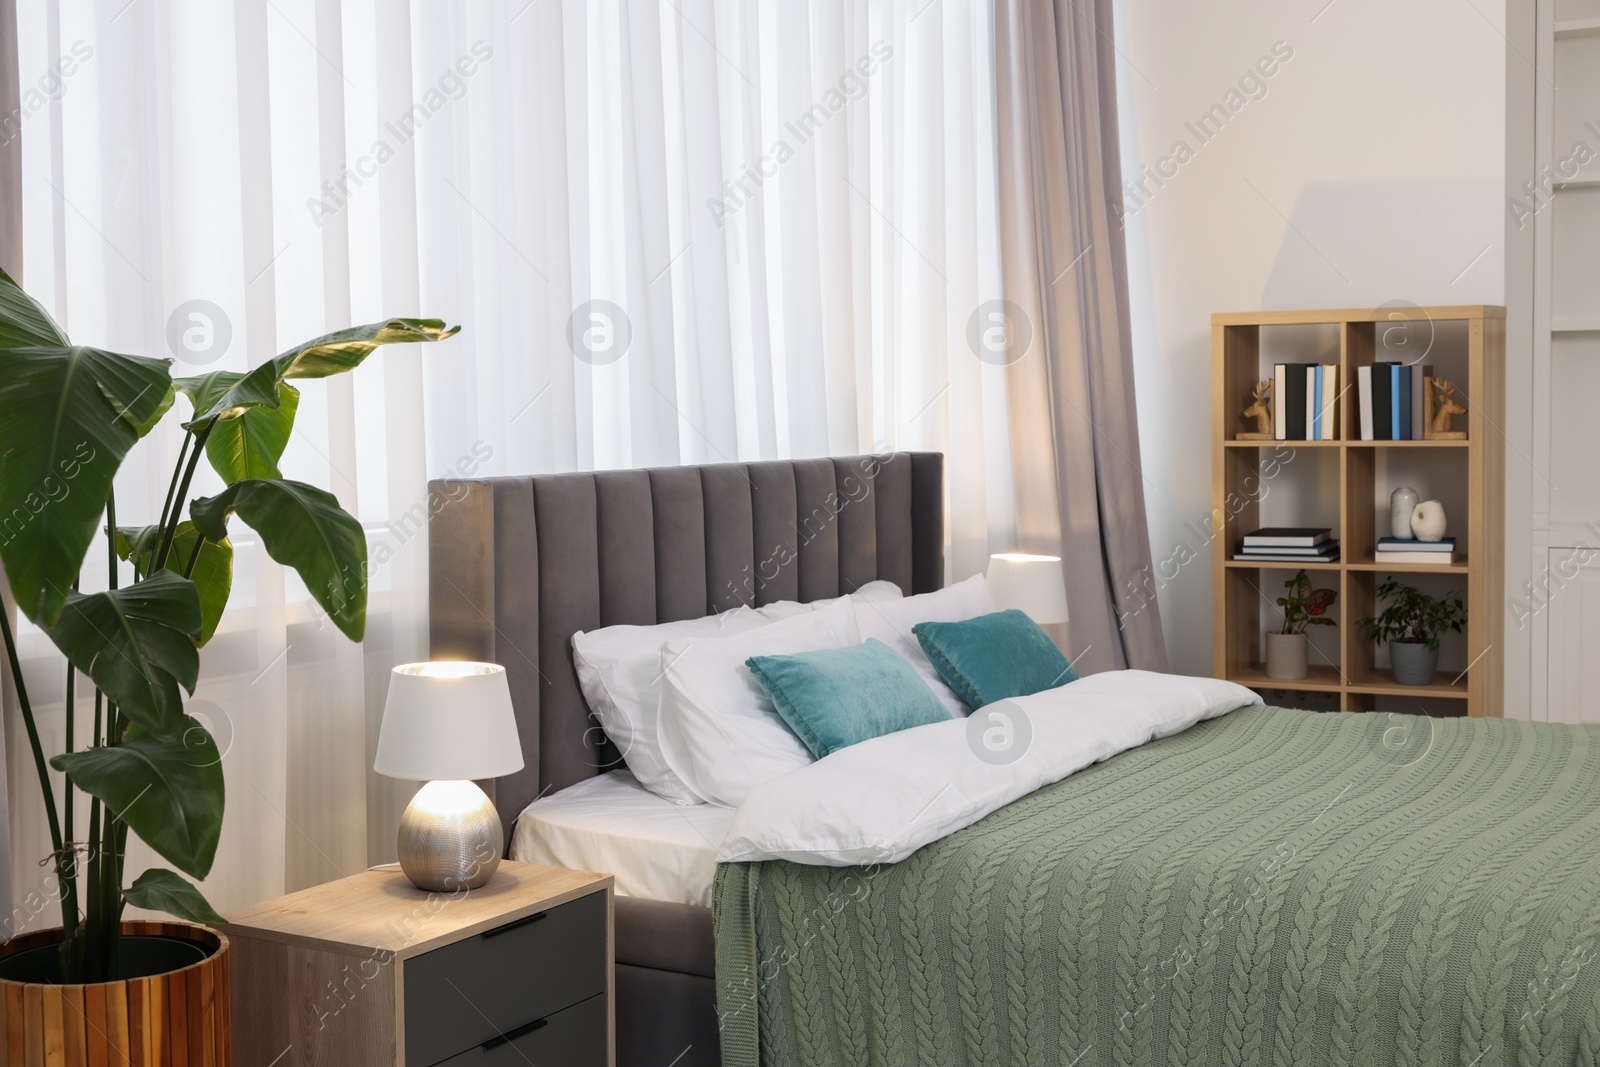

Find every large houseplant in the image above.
[1358,578,1466,686]
[0,269,455,1041]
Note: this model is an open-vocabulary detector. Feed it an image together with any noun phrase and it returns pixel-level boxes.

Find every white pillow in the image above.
[572,606,771,804]
[657,598,862,807]
[851,573,997,717]
[752,579,902,621]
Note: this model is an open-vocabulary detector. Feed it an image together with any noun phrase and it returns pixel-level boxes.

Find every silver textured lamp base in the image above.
[396,779,504,892]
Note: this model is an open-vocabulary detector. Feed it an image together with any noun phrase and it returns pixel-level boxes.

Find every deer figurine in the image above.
[1425,377,1467,440]
[1239,379,1274,439]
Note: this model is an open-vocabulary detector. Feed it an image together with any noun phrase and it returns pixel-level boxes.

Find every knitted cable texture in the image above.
[713,706,1600,1067]
[901,846,957,1067]
[813,878,870,1067]
[772,868,825,1067]
[1268,718,1471,1067]
[859,854,902,1066]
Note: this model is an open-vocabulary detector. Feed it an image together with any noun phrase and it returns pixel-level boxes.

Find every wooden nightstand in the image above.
[225,861,613,1066]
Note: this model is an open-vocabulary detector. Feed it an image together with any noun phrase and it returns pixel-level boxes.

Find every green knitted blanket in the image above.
[713,705,1600,1067]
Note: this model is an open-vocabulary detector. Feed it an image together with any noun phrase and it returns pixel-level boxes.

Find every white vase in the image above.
[1389,486,1418,540]
[1411,499,1447,542]
[1265,632,1309,680]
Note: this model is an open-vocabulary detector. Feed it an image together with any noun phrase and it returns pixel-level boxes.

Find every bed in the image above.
[429,452,1600,1067]
[429,452,944,1066]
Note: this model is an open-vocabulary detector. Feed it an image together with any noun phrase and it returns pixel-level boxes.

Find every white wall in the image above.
[1111,0,1507,676]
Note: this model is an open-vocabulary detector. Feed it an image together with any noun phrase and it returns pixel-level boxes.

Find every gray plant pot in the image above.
[1265,632,1309,680]
[1389,640,1439,686]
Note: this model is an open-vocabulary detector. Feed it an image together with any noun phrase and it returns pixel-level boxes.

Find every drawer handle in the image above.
[482,911,547,938]
[482,1016,548,1051]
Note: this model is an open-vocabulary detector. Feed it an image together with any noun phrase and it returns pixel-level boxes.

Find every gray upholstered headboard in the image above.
[427,452,945,847]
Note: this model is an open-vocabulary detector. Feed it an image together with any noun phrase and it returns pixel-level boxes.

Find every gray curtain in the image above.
[994,0,1167,674]
[0,0,19,927]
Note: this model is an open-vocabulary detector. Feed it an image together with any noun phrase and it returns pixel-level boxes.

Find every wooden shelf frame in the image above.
[1211,306,1505,715]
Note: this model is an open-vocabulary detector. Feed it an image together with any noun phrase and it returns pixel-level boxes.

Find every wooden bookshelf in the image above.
[1211,306,1505,716]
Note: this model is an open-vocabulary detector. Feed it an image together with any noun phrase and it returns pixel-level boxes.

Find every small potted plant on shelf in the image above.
[0,270,456,1063]
[1267,569,1338,680]
[1358,577,1466,686]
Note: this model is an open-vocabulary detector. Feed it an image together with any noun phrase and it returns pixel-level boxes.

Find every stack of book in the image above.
[1272,363,1340,440]
[1234,527,1340,563]
[1374,537,1456,565]
[1357,362,1432,440]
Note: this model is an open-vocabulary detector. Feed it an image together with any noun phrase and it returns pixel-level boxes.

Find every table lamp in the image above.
[986,552,1070,625]
[374,662,524,891]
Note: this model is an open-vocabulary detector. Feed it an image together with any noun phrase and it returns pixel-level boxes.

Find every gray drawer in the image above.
[405,891,607,1066]
[431,992,607,1067]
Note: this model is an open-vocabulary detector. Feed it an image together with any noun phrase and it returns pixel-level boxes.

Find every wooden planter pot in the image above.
[0,921,231,1065]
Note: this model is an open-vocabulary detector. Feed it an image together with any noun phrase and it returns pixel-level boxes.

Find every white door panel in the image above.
[1546,548,1600,724]
[1549,334,1600,522]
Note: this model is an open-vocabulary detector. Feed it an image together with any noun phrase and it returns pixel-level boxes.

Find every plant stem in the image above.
[0,585,67,889]
[63,644,74,848]
[110,710,125,969]
[155,418,215,572]
[84,692,103,979]
[183,534,205,579]
[60,639,83,979]
[104,801,121,978]
[1,588,83,979]
[107,490,118,593]
[155,432,192,544]
[97,491,120,978]
[110,813,130,975]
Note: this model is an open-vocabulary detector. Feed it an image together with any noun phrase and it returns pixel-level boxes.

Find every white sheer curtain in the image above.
[6,0,1013,919]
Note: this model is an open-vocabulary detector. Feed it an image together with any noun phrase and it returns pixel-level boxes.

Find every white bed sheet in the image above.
[509,769,733,907]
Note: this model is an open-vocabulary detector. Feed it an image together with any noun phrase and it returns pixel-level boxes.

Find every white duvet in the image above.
[717,670,1259,866]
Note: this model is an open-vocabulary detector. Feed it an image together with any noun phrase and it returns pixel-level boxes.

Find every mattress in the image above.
[509,769,732,907]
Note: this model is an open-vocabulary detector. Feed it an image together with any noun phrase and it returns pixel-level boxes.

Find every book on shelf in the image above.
[1273,364,1287,440]
[1235,541,1337,556]
[1284,364,1306,440]
[1241,526,1333,547]
[1319,365,1339,440]
[1270,363,1339,440]
[1377,536,1454,553]
[1307,365,1339,440]
[1355,362,1433,441]
[1233,548,1340,563]
[1371,363,1393,440]
[1393,364,1411,440]
[1358,365,1374,440]
[1307,366,1316,441]
[1374,549,1456,565]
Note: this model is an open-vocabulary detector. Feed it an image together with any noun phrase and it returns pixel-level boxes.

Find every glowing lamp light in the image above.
[986,553,1070,625]
[374,662,523,891]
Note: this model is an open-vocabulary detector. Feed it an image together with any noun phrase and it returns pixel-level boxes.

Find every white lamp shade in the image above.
[986,553,1070,625]
[374,662,525,781]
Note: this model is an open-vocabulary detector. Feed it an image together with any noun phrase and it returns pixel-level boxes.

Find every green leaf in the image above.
[191,479,367,641]
[274,317,459,380]
[42,571,201,739]
[52,718,223,880]
[0,345,173,623]
[115,522,234,646]
[124,869,225,926]
[132,383,177,439]
[175,368,283,431]
[180,318,458,425]
[0,266,69,347]
[203,382,299,483]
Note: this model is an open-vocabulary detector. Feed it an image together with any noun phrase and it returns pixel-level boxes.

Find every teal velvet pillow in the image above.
[912,609,1078,708]
[745,638,950,759]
